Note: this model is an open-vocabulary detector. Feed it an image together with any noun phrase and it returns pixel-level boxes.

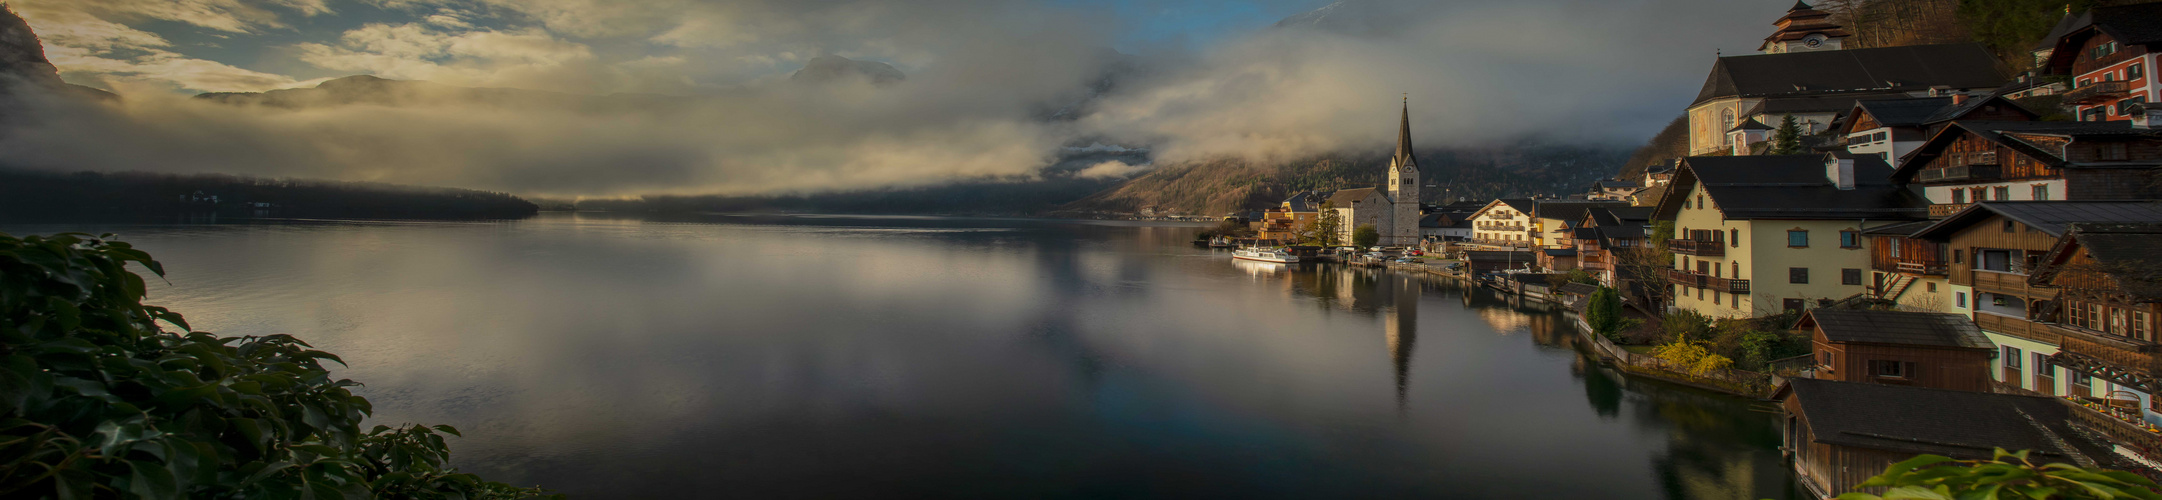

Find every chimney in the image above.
[1826,155,1856,190]
[1950,93,1968,106]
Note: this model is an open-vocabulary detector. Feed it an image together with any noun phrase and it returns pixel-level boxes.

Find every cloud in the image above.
[1075,160,1149,179]
[6,0,1783,198]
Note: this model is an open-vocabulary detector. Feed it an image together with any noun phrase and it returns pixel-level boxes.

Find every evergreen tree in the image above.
[1307,201,1344,247]
[1769,115,1804,155]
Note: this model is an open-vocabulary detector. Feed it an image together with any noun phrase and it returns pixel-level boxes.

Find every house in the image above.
[1530,200,1630,270]
[1890,120,2162,218]
[1857,220,1951,313]
[1573,207,1654,290]
[1326,187,1391,245]
[1906,202,2162,396]
[1586,179,1640,201]
[1467,198,1537,249]
[1686,2,2007,155]
[1726,117,1775,155]
[1796,309,1995,392]
[2028,222,2162,420]
[2038,3,2162,123]
[1418,209,1474,243]
[1257,191,1322,242]
[1837,94,2037,168]
[1777,378,2111,499]
[1463,250,1536,275]
[1654,153,1929,319]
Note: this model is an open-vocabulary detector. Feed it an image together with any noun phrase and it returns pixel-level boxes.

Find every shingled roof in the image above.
[1892,121,2162,182]
[2034,222,2162,303]
[1915,201,2162,240]
[1693,43,2007,105]
[1779,379,2104,461]
[1326,188,1382,207]
[1799,309,1993,349]
[1657,154,1929,220]
[2042,3,2162,73]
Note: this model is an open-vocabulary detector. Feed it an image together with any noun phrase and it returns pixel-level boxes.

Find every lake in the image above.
[3,213,1802,499]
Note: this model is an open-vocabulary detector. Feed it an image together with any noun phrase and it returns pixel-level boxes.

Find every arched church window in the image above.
[1722,108,1736,127]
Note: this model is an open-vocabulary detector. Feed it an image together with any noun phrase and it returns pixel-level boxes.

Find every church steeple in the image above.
[1393,96,1417,172]
[1760,0,1849,53]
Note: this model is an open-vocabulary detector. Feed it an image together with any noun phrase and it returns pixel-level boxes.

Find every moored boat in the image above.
[1232,248,1299,263]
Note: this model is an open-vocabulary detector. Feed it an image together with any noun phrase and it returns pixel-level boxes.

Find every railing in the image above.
[1473,239,1532,248]
[1668,268,1705,288]
[2062,396,2162,466]
[1976,312,2064,345]
[1929,203,1972,218]
[1707,275,1752,294]
[1669,238,1725,257]
[1972,269,2040,296]
[1917,164,2002,183]
[1895,259,1949,276]
[2066,80,2131,104]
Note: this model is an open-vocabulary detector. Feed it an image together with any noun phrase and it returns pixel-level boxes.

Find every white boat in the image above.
[1233,248,1299,263]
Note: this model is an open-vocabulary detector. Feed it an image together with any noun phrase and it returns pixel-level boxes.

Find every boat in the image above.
[1209,236,1235,248]
[1232,248,1299,263]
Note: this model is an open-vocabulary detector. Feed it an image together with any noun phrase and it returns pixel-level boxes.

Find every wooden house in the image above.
[1890,120,2162,218]
[1795,309,1994,392]
[2029,223,2162,415]
[1777,378,2110,499]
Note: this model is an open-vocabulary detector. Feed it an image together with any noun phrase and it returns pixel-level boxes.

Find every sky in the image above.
[4,0,1785,197]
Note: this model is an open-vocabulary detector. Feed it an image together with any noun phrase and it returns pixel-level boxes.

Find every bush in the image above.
[0,233,553,499]
[1662,310,1715,344]
[1585,286,1641,341]
[1651,341,1733,376]
[1352,225,1379,248]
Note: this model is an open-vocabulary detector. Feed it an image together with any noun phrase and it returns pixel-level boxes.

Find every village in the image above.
[1205,2,2162,497]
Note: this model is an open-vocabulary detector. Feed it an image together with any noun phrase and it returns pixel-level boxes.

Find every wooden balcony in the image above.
[1972,269,2048,297]
[2066,80,2131,105]
[2061,396,2162,465]
[1667,269,1749,294]
[1917,164,2002,183]
[1893,259,1948,276]
[1669,238,1725,257]
[2056,332,2162,395]
[1928,203,1972,218]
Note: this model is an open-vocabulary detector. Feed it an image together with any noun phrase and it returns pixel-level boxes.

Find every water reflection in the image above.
[1,214,1799,499]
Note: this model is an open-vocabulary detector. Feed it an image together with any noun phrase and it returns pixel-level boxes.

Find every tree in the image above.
[0,233,552,499]
[1352,225,1380,248]
[1770,114,1804,155]
[1307,201,1344,247]
[1828,449,2162,500]
[1614,220,1677,312]
[1586,286,1643,341]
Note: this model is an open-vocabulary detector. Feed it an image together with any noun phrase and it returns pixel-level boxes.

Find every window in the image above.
[1842,268,1862,285]
[2112,308,2128,335]
[1819,350,1832,367]
[2094,41,2118,59]
[2134,311,2153,341]
[1890,238,1903,258]
[2079,78,2092,88]
[1994,186,2010,201]
[1713,291,1721,305]
[1953,249,1964,264]
[1840,230,1860,248]
[1784,298,1806,312]
[2003,220,2018,233]
[2133,63,2146,81]
[2003,346,2022,368]
[1871,360,1907,379]
[2102,143,2129,160]
[2032,184,2050,200]
[1951,189,1966,204]
[1788,230,1809,247]
[1696,195,1705,210]
[1730,229,1739,247]
[1927,282,1938,293]
[1790,267,1810,284]
[1957,292,1967,308]
[2120,96,2148,116]
[1731,261,1740,278]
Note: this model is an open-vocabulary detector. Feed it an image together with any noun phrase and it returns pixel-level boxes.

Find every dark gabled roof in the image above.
[2036,222,2162,302]
[1464,250,1536,263]
[1533,201,1631,225]
[1752,93,1910,117]
[1852,97,1955,128]
[1558,282,1598,296]
[1495,198,1537,214]
[1326,187,1382,206]
[1729,116,1774,133]
[1657,154,1928,221]
[1858,219,1936,237]
[1420,212,1473,229]
[1693,43,2007,105]
[1781,379,2101,460]
[2044,4,2162,72]
[1543,248,1578,257]
[1283,191,1319,212]
[1915,201,2162,240]
[1443,201,1488,211]
[1920,93,2037,124]
[1893,121,2159,182]
[1799,309,1993,349]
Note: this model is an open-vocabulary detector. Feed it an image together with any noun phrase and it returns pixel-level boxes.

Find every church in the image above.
[1326,101,1424,247]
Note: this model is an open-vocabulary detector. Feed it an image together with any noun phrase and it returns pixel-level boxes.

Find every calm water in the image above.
[5,214,1801,499]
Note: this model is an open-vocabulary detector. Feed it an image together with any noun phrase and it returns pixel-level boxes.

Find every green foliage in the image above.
[1649,221,1675,249]
[1957,0,2117,69]
[1738,329,1810,371]
[1651,341,1733,376]
[1663,309,1716,344]
[1307,202,1344,247]
[1770,115,1804,155]
[0,232,554,499]
[1832,449,2162,500]
[1351,225,1380,248]
[1586,286,1643,341]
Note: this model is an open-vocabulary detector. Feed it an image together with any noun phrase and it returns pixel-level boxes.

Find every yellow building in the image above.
[1466,199,1536,249]
[1653,154,1929,319]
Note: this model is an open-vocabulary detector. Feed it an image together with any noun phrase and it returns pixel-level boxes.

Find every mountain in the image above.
[1062,141,1632,216]
[0,6,112,101]
[195,75,676,111]
[789,55,906,86]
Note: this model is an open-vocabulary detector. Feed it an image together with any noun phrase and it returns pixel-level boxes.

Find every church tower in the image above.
[1760,1,1850,54]
[1387,99,1422,246]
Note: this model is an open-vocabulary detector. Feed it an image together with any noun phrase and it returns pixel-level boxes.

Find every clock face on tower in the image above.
[1803,34,1826,48]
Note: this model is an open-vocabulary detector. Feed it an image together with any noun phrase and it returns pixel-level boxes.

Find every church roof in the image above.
[1692,43,2006,105]
[1327,188,1383,207]
[1761,0,1851,50]
[1728,116,1774,133]
[1394,101,1419,171]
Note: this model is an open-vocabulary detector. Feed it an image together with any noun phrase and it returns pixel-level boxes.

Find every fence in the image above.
[1574,316,1778,398]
